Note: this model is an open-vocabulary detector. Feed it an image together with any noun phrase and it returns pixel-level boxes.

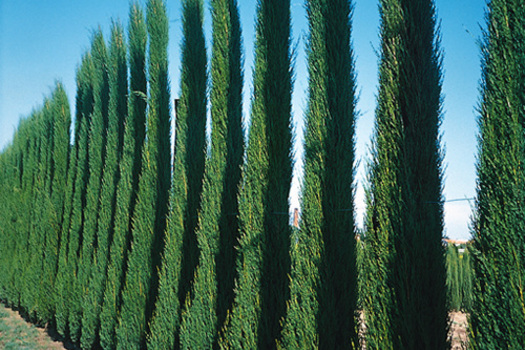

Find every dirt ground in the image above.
[2,302,467,349]
[0,302,69,350]
[359,310,468,349]
[449,311,468,349]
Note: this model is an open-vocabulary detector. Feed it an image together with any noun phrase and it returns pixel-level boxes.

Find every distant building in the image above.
[293,208,299,228]
[443,238,471,254]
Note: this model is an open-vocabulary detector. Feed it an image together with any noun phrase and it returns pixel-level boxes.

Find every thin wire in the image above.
[424,197,475,204]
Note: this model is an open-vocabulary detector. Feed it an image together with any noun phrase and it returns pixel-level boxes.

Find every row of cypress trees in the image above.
[0,83,71,323]
[446,245,473,312]
[1,0,524,348]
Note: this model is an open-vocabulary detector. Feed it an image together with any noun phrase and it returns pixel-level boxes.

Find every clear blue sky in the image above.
[0,0,485,240]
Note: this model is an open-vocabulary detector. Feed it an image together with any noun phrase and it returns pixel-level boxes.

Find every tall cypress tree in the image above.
[446,244,461,311]
[99,4,147,349]
[116,0,171,347]
[461,247,473,311]
[57,53,95,340]
[16,118,35,311]
[147,0,208,347]
[38,83,72,323]
[362,0,448,348]
[470,0,525,347]
[81,21,128,349]
[69,30,110,342]
[0,148,13,299]
[11,118,39,309]
[0,121,23,304]
[2,118,20,306]
[55,54,92,337]
[280,0,358,348]
[4,118,34,309]
[178,0,243,347]
[21,101,55,321]
[222,0,294,347]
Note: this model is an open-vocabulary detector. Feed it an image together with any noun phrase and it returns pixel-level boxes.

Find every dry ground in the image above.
[0,302,69,350]
[1,302,468,349]
[359,310,468,349]
[449,311,468,349]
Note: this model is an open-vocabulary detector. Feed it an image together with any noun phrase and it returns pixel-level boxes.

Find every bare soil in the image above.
[449,311,468,349]
[359,310,468,349]
[2,302,468,349]
[0,302,74,350]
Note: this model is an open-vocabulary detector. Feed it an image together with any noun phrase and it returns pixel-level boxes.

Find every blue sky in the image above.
[0,0,485,240]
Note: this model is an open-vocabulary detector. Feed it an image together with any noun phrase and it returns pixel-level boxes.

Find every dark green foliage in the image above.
[38,83,72,323]
[0,86,76,330]
[446,244,462,311]
[69,30,110,343]
[148,0,208,348]
[57,53,95,339]
[280,0,357,347]
[0,84,70,324]
[0,121,20,306]
[178,0,243,347]
[172,0,208,329]
[222,0,293,348]
[2,118,36,309]
[362,0,448,348]
[64,112,92,339]
[0,152,11,298]
[21,102,55,321]
[356,235,365,310]
[100,4,147,349]
[81,21,128,350]
[55,53,95,337]
[0,125,21,304]
[9,120,37,310]
[55,67,84,336]
[461,247,473,311]
[470,0,525,347]
[116,0,171,347]
[446,244,473,312]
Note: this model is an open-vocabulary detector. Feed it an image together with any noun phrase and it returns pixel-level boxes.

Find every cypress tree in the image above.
[18,115,41,312]
[470,0,525,347]
[38,83,72,323]
[461,247,473,311]
[0,149,11,298]
[447,245,474,312]
[81,21,128,349]
[362,0,448,348]
[147,0,208,347]
[55,55,92,337]
[2,118,32,308]
[54,137,77,336]
[69,30,110,342]
[1,119,20,306]
[116,0,171,347]
[63,51,96,342]
[99,4,147,349]
[0,127,17,302]
[178,0,243,347]
[21,102,55,321]
[222,0,294,347]
[64,109,92,338]
[446,244,461,311]
[0,116,17,304]
[11,119,38,309]
[0,136,27,303]
[280,0,358,347]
